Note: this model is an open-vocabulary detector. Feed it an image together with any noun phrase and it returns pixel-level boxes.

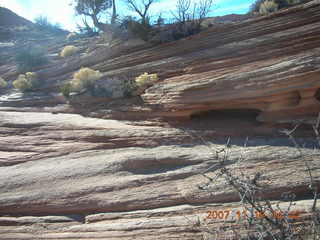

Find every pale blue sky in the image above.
[0,0,254,31]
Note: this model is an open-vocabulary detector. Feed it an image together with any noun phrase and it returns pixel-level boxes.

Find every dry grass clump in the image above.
[13,72,38,92]
[60,45,79,57]
[259,0,279,14]
[70,67,102,92]
[0,77,8,89]
[135,72,158,89]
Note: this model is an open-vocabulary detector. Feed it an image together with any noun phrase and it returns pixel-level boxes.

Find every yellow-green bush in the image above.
[135,72,158,89]
[69,67,102,92]
[60,45,79,57]
[60,82,72,98]
[259,0,279,14]
[0,77,7,89]
[13,72,38,92]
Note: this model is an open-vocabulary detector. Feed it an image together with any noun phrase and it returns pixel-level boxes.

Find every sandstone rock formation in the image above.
[1,2,320,124]
[0,1,320,240]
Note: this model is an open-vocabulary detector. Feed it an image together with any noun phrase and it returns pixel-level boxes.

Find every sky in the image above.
[0,0,255,31]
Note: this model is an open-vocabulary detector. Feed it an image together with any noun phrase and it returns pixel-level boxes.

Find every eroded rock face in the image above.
[140,0,320,123]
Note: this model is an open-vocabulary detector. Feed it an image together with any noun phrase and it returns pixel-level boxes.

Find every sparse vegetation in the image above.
[71,0,215,43]
[0,77,7,89]
[250,0,304,14]
[121,16,152,41]
[148,0,214,43]
[124,0,159,26]
[15,48,49,73]
[60,45,79,58]
[13,72,39,92]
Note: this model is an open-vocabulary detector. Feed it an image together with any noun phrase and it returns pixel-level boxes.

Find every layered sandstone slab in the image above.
[0,110,319,239]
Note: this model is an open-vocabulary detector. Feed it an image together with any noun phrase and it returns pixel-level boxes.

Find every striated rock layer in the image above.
[0,110,319,239]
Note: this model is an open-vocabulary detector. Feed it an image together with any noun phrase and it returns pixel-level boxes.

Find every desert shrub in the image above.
[60,82,72,98]
[15,48,49,72]
[0,77,7,89]
[259,0,279,14]
[135,72,158,88]
[70,67,102,92]
[120,16,152,41]
[122,77,138,97]
[60,45,79,58]
[148,21,203,44]
[13,72,39,92]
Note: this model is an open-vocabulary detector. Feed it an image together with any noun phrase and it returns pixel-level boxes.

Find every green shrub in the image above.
[122,77,138,97]
[15,48,49,72]
[259,0,279,14]
[0,77,7,89]
[60,82,72,98]
[13,72,39,92]
[60,45,79,58]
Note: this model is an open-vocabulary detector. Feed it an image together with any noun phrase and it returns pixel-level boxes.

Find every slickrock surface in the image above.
[0,110,319,239]
[1,1,320,239]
